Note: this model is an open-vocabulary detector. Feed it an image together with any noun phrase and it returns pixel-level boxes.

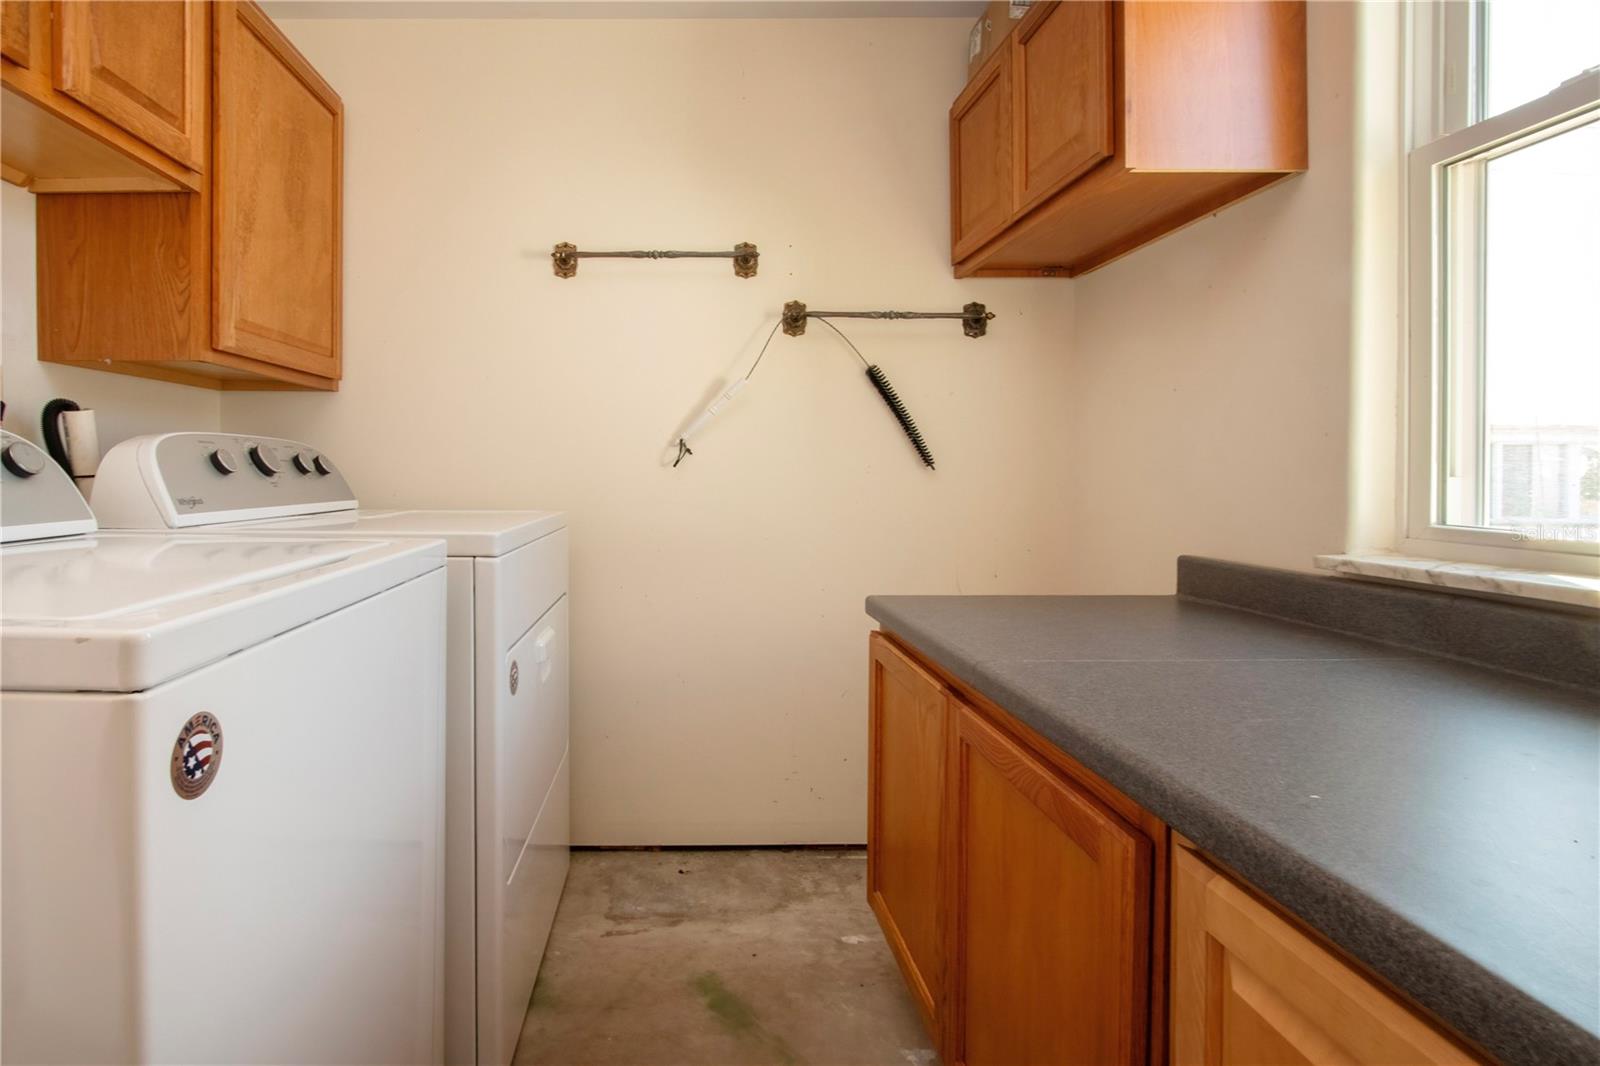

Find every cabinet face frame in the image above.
[866,632,950,1043]
[52,0,206,170]
[1011,0,1114,217]
[949,45,1016,263]
[212,0,342,380]
[944,701,1151,1066]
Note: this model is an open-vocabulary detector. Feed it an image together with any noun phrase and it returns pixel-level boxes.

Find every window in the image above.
[1406,0,1600,571]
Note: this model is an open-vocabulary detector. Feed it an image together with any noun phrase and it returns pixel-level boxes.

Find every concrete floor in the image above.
[514,848,938,1066]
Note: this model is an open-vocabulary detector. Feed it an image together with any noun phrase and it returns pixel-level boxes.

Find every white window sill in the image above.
[1315,553,1600,611]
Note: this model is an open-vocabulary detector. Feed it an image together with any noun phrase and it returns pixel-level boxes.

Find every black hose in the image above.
[865,366,935,469]
[40,398,79,471]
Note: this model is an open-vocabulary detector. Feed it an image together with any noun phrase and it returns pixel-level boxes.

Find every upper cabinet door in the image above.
[2,1,35,68]
[947,703,1150,1066]
[52,0,205,169]
[1012,0,1112,216]
[213,0,342,380]
[950,47,1015,263]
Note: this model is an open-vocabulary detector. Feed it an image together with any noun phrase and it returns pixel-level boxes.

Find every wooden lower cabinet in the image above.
[947,704,1151,1066]
[866,633,1160,1064]
[867,635,1488,1066]
[1171,844,1484,1066]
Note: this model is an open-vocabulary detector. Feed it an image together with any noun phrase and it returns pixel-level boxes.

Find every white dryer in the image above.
[0,430,448,1065]
[92,431,570,1066]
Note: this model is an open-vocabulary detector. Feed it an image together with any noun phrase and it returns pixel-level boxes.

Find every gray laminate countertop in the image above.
[864,593,1599,1066]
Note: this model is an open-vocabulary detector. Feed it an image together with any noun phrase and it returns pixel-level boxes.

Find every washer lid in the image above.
[1,532,444,693]
[235,509,567,558]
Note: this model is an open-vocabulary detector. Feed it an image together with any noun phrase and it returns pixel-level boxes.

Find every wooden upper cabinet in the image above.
[950,47,1014,262]
[33,0,342,390]
[213,0,342,380]
[1013,0,1112,216]
[1171,845,1484,1066]
[2,0,197,192]
[867,633,950,1041]
[1122,1,1309,172]
[946,702,1150,1066]
[950,0,1308,277]
[53,1,205,170]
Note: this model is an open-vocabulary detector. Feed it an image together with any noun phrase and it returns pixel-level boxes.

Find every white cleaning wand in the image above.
[672,378,747,467]
[669,319,783,468]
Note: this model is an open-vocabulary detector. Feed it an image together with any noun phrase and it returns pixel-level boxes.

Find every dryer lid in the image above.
[233,509,567,558]
[1,532,444,693]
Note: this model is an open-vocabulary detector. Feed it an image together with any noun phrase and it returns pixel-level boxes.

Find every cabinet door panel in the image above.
[213,0,341,379]
[950,704,1148,1066]
[2,0,34,67]
[1171,847,1481,1065]
[52,0,205,169]
[867,633,949,1039]
[1013,0,1113,215]
[950,48,1015,262]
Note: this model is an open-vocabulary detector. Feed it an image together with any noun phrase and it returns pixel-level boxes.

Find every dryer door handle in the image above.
[533,625,557,682]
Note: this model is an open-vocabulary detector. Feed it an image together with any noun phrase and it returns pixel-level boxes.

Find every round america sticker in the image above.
[171,712,224,800]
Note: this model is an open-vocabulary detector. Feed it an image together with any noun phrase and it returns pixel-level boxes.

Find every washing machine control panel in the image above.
[0,429,98,543]
[92,433,358,528]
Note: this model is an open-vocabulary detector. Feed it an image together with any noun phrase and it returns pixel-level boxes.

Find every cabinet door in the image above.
[1013,0,1113,215]
[2,0,34,68]
[950,46,1015,262]
[1171,847,1481,1065]
[867,633,950,1039]
[52,0,205,169]
[213,0,342,380]
[948,703,1149,1066]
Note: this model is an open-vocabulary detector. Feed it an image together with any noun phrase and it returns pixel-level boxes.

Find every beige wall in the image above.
[0,184,221,452]
[1,6,1396,845]
[1061,0,1399,593]
[222,17,1079,845]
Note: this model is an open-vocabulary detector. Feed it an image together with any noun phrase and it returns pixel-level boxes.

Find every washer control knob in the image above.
[312,454,334,476]
[292,450,319,475]
[209,448,238,475]
[247,445,280,476]
[2,441,46,478]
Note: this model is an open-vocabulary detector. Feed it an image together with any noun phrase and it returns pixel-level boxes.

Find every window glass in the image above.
[1446,119,1600,542]
[1485,0,1600,117]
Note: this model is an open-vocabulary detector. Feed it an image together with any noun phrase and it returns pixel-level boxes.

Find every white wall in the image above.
[1060,0,1400,593]
[0,184,221,453]
[223,17,1079,844]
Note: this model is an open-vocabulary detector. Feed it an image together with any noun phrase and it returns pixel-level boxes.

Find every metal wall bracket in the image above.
[553,242,759,278]
[781,300,993,338]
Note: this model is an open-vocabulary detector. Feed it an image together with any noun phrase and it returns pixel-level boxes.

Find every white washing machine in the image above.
[0,429,448,1065]
[92,431,570,1066]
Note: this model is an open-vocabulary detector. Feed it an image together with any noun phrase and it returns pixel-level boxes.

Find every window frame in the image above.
[1402,2,1600,573]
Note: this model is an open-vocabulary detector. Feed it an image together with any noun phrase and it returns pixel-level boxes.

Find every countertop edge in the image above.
[864,597,1600,1066]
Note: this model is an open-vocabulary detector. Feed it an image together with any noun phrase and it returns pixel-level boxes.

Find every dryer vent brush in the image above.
[865,365,935,469]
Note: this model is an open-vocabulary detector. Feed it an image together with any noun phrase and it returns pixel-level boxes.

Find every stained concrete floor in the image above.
[513,848,939,1066]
